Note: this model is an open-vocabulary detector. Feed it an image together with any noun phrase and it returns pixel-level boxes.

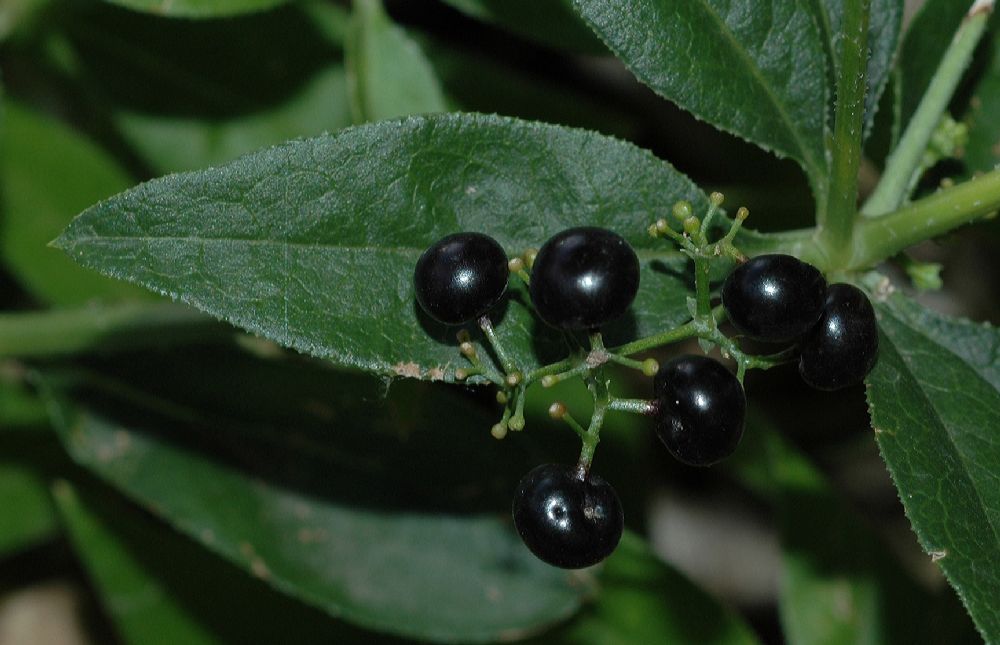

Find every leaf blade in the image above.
[346,0,447,123]
[40,353,590,642]
[55,114,710,379]
[0,102,149,305]
[571,0,830,193]
[866,291,1000,642]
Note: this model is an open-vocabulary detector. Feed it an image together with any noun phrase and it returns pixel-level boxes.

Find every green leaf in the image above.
[0,102,148,304]
[346,0,447,124]
[866,290,1000,643]
[571,0,830,195]
[964,29,1000,175]
[99,0,289,19]
[541,532,761,645]
[54,3,350,175]
[731,422,978,645]
[53,481,402,645]
[439,0,605,53]
[806,0,903,136]
[55,114,711,380]
[40,349,592,642]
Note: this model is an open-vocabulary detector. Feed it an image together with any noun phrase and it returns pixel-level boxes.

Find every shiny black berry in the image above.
[413,233,509,325]
[722,254,827,343]
[653,355,746,467]
[529,227,640,330]
[512,463,623,569]
[799,283,879,391]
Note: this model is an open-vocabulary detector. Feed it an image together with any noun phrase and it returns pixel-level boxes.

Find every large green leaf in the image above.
[731,422,979,645]
[100,0,288,18]
[346,0,447,124]
[40,348,593,642]
[866,290,1000,642]
[571,0,830,194]
[439,0,604,53]
[54,481,403,645]
[54,114,715,380]
[0,102,147,304]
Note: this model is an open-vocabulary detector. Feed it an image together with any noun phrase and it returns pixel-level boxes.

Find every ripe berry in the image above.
[799,283,879,391]
[512,463,623,569]
[529,227,639,330]
[722,254,827,343]
[413,233,509,325]
[653,355,746,466]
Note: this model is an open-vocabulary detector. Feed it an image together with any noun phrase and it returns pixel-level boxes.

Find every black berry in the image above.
[799,283,879,391]
[512,463,623,569]
[722,254,827,343]
[653,355,746,466]
[529,227,640,330]
[413,233,509,325]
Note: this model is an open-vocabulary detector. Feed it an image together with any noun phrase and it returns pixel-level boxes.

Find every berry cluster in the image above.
[412,196,879,570]
[722,254,879,391]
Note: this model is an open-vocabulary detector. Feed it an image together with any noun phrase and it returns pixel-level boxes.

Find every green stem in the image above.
[817,0,870,265]
[693,255,712,320]
[478,315,515,374]
[575,380,609,477]
[609,309,717,357]
[851,168,1000,269]
[607,398,656,415]
[862,0,993,217]
[0,303,226,359]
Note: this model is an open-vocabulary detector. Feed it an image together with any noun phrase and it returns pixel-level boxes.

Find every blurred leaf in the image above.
[0,102,148,304]
[346,0,447,123]
[731,422,979,645]
[439,0,604,53]
[53,2,347,174]
[541,532,761,645]
[422,38,636,140]
[0,304,227,360]
[0,0,48,42]
[40,348,594,642]
[99,0,289,19]
[0,433,62,558]
[571,0,830,195]
[54,114,718,380]
[0,363,48,428]
[964,29,1000,175]
[54,481,403,645]
[806,0,903,136]
[866,290,1000,642]
[117,65,353,175]
[894,0,969,136]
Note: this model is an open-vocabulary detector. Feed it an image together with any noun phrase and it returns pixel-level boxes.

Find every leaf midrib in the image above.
[57,233,688,262]
[692,0,826,178]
